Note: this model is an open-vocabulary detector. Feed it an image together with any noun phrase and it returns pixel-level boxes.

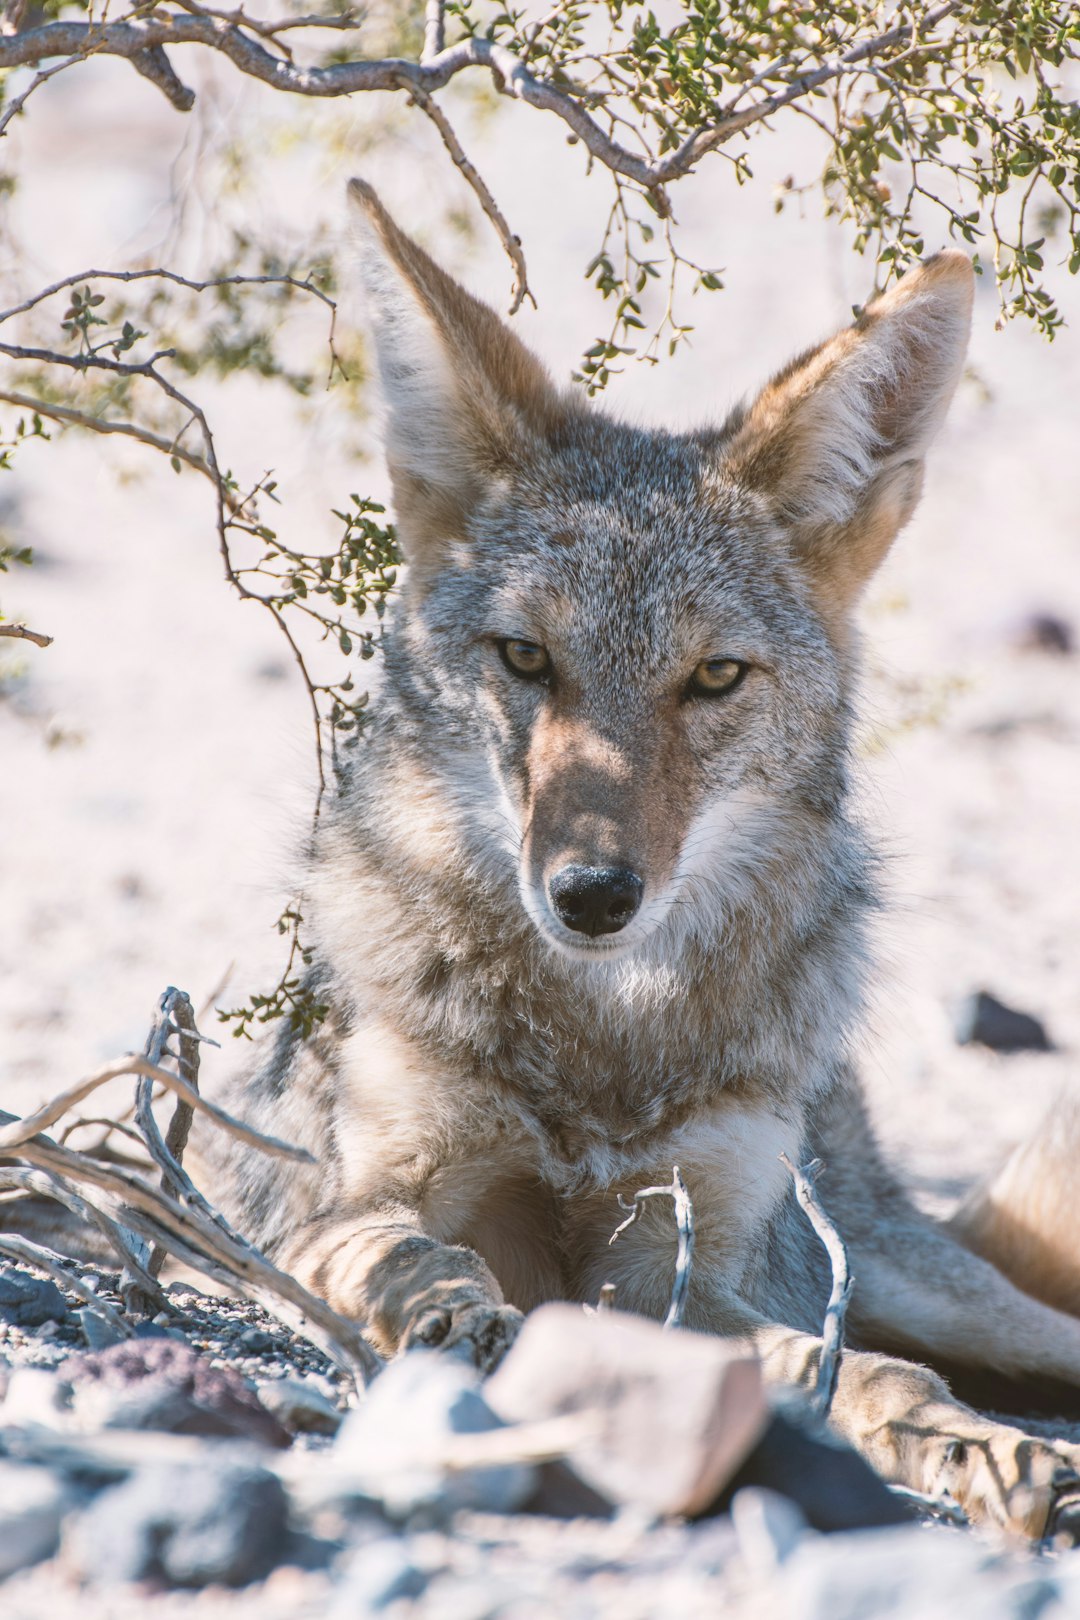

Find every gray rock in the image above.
[0,1266,68,1328]
[0,1460,68,1578]
[76,1307,127,1352]
[327,1351,535,1517]
[61,1337,290,1447]
[731,1486,811,1575]
[65,1459,289,1587]
[773,1524,1051,1620]
[487,1303,766,1517]
[954,990,1053,1054]
[332,1537,432,1612]
[259,1376,342,1436]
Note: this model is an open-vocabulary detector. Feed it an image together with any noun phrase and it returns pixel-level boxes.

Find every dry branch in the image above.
[0,3,965,193]
[0,987,383,1387]
[0,621,52,647]
[609,1164,695,1330]
[780,1153,853,1420]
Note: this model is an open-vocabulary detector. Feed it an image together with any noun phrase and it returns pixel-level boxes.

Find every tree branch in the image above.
[0,620,52,647]
[0,3,965,190]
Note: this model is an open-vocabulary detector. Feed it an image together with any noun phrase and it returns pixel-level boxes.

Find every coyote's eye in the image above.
[687,657,747,698]
[498,638,552,682]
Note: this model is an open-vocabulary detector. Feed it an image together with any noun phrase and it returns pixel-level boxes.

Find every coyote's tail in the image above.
[949,1092,1080,1318]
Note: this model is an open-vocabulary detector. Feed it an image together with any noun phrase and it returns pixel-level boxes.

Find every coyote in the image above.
[219,180,1080,1537]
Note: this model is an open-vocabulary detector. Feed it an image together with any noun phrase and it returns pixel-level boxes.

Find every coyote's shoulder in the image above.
[215,182,1080,1541]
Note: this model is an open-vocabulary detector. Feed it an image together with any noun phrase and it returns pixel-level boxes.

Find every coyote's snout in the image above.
[214,178,1080,1542]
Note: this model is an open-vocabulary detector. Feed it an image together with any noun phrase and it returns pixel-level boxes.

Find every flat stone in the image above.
[65,1458,289,1588]
[259,1376,342,1436]
[486,1304,767,1518]
[327,1351,535,1517]
[954,990,1053,1054]
[0,1266,69,1328]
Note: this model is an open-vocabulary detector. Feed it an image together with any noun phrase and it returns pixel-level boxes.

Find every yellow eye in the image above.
[498,638,551,681]
[688,657,747,698]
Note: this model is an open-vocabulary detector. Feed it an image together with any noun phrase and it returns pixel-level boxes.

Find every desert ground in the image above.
[0,37,1079,1614]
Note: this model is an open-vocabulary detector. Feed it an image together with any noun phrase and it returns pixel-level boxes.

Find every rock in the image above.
[1011,610,1075,656]
[331,1537,433,1612]
[3,1365,72,1427]
[486,1304,767,1518]
[731,1486,811,1575]
[65,1459,289,1588]
[239,1326,275,1355]
[259,1376,342,1436]
[325,1351,535,1517]
[76,1308,127,1351]
[0,1460,68,1578]
[769,1522,1046,1620]
[954,990,1053,1054]
[60,1338,290,1447]
[0,1265,69,1328]
[717,1402,908,1532]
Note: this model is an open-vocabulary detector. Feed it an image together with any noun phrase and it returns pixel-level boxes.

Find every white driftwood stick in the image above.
[609,1164,696,1330]
[780,1152,853,1419]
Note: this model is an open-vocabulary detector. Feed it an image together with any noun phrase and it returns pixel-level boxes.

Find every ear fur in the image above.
[723,252,974,615]
[348,179,563,566]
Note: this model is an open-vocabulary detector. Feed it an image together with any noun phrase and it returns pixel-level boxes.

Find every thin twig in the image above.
[0,1165,169,1308]
[0,1055,314,1162]
[0,621,51,647]
[609,1164,695,1330]
[780,1153,853,1420]
[407,84,533,315]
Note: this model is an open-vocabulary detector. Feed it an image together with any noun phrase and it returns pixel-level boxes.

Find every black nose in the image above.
[548,865,644,938]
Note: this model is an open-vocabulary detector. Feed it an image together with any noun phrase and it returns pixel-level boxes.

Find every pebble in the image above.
[954,990,1053,1054]
[65,1458,289,1588]
[0,1267,69,1328]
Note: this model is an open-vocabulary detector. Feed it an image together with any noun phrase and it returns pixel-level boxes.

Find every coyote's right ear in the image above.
[723,252,974,624]
[348,180,562,573]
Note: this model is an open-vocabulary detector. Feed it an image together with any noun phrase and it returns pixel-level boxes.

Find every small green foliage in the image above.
[217,907,330,1040]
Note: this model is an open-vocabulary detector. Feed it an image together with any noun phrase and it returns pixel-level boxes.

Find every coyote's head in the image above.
[350,180,972,962]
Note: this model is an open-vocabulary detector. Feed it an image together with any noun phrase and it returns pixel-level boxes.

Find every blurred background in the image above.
[0,27,1078,1216]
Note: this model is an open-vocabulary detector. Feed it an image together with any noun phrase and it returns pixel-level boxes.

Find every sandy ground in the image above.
[1,50,1079,1227]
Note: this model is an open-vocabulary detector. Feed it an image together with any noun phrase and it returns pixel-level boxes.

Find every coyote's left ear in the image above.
[348,179,563,576]
[723,252,974,615]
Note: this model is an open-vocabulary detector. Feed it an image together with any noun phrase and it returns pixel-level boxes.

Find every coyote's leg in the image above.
[280,1202,523,1372]
[949,1094,1080,1320]
[756,1321,1080,1538]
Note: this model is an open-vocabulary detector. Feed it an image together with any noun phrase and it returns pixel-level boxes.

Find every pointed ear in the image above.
[723,252,974,619]
[348,179,562,569]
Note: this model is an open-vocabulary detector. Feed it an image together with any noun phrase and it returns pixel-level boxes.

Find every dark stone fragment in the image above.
[66,1460,289,1587]
[1013,611,1075,656]
[0,1267,69,1327]
[60,1338,290,1448]
[710,1407,910,1534]
[239,1326,275,1355]
[954,990,1053,1054]
[520,1459,615,1519]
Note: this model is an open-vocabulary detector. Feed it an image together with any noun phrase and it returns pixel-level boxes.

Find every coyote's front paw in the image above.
[933,1430,1080,1541]
[404,1301,524,1374]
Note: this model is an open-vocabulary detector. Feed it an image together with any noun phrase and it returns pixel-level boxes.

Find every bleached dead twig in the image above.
[780,1153,853,1420]
[0,988,384,1388]
[0,1053,310,1162]
[609,1164,695,1330]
